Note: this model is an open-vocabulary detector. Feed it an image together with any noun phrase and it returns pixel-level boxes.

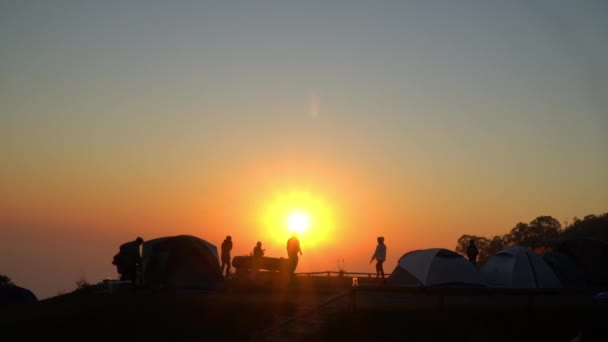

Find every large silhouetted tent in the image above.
[142,235,222,290]
[550,238,608,289]
[541,251,586,289]
[386,248,484,287]
[480,246,561,288]
[0,284,38,308]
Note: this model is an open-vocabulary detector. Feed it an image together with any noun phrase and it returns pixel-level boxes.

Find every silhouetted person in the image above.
[370,236,386,279]
[221,236,233,278]
[253,241,265,258]
[113,237,144,282]
[467,239,479,266]
[286,232,302,275]
[250,241,266,274]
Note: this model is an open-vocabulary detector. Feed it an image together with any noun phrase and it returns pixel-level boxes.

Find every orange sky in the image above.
[3,155,604,299]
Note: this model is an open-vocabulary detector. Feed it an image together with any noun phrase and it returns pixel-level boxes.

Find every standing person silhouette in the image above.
[286,232,302,275]
[220,236,233,278]
[467,239,479,266]
[370,236,386,279]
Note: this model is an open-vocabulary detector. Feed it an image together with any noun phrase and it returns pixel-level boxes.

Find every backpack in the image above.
[112,252,122,266]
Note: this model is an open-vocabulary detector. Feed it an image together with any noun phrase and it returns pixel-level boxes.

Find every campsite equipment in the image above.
[386,248,484,287]
[142,235,222,290]
[232,255,289,273]
[480,246,561,288]
[107,280,134,295]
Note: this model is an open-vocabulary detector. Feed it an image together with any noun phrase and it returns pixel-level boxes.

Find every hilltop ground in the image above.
[1,273,607,341]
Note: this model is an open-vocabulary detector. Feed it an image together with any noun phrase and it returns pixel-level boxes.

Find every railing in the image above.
[294,271,392,278]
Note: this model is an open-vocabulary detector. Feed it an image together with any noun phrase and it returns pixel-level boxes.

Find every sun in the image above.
[287,211,310,234]
[260,190,335,247]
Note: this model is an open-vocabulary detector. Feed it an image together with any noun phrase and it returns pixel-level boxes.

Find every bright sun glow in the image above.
[260,190,335,247]
[287,211,310,233]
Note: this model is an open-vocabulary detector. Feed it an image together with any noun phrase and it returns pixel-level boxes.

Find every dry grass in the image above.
[1,274,607,342]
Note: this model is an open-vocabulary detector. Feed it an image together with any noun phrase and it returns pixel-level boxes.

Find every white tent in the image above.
[386,248,484,286]
[480,246,561,288]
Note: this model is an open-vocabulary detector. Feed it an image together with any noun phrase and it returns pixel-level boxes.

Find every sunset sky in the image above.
[1,1,607,299]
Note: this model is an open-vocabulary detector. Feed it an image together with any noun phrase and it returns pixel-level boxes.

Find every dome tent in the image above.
[541,251,586,289]
[550,238,608,289]
[480,246,561,288]
[142,235,222,290]
[386,248,484,287]
[0,284,38,308]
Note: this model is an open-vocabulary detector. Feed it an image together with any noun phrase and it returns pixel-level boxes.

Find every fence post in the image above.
[348,288,357,312]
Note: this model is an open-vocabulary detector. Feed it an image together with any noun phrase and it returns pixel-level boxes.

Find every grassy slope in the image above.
[0,273,358,341]
[2,287,301,341]
[314,308,605,342]
[2,274,607,342]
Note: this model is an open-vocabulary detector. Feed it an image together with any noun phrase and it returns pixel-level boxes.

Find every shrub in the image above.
[75,275,90,290]
[0,274,13,285]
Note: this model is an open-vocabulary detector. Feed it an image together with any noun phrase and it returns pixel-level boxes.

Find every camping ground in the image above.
[1,273,607,341]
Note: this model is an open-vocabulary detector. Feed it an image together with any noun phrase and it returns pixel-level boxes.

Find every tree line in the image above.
[455,212,608,266]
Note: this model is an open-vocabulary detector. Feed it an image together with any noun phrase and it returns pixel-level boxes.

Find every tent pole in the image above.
[524,251,540,288]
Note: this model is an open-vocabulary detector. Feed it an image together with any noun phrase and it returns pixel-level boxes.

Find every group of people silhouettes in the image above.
[218,232,303,278]
[112,233,305,282]
[113,233,396,282]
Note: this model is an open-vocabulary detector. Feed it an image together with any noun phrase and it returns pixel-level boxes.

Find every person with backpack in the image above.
[112,237,144,282]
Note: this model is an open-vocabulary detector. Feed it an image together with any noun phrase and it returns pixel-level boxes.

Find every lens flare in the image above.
[309,93,320,118]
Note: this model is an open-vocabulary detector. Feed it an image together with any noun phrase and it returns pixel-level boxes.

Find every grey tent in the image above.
[142,235,222,290]
[386,248,484,287]
[480,246,561,288]
[0,284,38,308]
[541,251,586,289]
[550,238,608,289]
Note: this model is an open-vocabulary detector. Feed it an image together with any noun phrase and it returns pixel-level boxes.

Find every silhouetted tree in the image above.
[0,274,13,285]
[487,235,506,257]
[455,212,606,265]
[561,212,608,242]
[503,222,528,247]
[503,216,561,248]
[529,215,561,239]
